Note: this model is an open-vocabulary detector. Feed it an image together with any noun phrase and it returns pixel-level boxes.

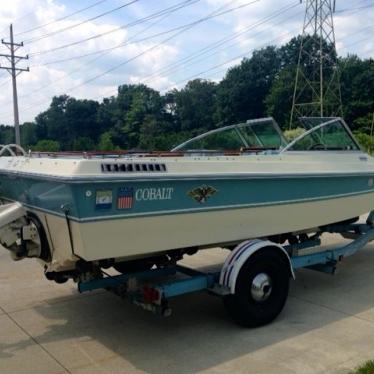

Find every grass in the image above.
[352,360,374,374]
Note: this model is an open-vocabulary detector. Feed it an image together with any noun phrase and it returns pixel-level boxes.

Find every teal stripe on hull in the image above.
[0,174,373,221]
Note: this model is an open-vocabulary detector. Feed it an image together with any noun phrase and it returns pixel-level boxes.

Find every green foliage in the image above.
[355,133,374,154]
[340,56,374,131]
[21,122,37,147]
[216,46,281,125]
[283,128,305,142]
[265,68,295,128]
[33,139,60,152]
[172,79,218,131]
[98,132,117,151]
[12,37,373,152]
[351,360,374,374]
[0,125,15,144]
[72,137,95,151]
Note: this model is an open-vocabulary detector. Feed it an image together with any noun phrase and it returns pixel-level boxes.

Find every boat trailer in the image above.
[77,212,374,326]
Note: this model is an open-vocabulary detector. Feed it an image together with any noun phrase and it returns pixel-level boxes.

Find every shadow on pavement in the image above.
[2,243,374,372]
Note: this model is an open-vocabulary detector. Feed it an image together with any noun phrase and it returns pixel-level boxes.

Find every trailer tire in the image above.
[223,250,289,327]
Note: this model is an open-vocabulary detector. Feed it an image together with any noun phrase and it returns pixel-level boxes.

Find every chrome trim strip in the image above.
[0,169,373,183]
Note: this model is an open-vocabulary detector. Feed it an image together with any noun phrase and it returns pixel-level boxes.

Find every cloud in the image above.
[0,0,181,123]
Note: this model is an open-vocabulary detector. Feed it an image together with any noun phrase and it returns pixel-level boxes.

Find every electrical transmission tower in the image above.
[0,24,29,145]
[290,0,343,128]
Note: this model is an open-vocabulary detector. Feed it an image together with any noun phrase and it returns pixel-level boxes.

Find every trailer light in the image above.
[142,285,160,303]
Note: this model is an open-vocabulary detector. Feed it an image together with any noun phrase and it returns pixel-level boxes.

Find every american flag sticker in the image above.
[117,187,134,209]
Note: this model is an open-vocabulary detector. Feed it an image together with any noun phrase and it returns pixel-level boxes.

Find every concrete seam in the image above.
[0,304,6,314]
[4,311,72,374]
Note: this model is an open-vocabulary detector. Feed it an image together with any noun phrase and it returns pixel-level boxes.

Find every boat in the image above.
[0,116,373,282]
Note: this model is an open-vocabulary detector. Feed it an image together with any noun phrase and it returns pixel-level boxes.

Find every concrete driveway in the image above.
[1,234,374,373]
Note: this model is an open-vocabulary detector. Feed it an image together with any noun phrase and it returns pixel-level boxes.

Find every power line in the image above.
[23,0,297,103]
[15,0,201,101]
[144,0,372,87]
[159,30,374,91]
[23,0,140,44]
[5,0,257,116]
[1,44,372,125]
[14,0,111,37]
[29,35,374,120]
[336,3,374,13]
[0,0,371,122]
[28,0,245,57]
[22,0,298,72]
[164,28,303,91]
[62,0,363,91]
[31,0,201,67]
[140,2,301,86]
[63,0,261,93]
[15,18,373,120]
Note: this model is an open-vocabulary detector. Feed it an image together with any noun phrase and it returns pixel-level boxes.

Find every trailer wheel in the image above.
[223,250,289,327]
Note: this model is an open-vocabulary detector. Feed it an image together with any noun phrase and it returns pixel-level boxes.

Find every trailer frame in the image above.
[77,214,374,323]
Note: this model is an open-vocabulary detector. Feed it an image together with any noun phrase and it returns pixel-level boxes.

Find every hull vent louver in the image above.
[101,163,167,173]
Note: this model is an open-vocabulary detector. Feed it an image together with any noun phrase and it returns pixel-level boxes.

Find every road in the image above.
[1,233,374,373]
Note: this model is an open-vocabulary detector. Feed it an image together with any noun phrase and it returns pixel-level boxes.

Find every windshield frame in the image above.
[280,117,362,153]
[171,117,288,152]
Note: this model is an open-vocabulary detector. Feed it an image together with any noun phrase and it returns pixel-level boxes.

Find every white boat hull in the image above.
[36,190,374,270]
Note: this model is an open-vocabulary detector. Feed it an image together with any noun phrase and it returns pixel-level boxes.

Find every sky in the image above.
[0,0,372,124]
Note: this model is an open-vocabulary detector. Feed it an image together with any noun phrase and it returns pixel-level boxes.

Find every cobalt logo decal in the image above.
[135,187,174,201]
[187,185,218,204]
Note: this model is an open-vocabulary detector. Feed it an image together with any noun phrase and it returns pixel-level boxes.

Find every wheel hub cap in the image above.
[251,272,272,302]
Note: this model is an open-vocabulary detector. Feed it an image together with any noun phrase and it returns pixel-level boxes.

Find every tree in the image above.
[171,79,217,133]
[98,132,117,151]
[72,137,95,151]
[34,95,100,150]
[216,46,281,125]
[21,122,37,147]
[13,36,374,152]
[112,84,165,149]
[340,56,374,131]
[0,125,15,144]
[35,95,69,147]
[265,68,295,128]
[65,98,100,142]
[33,140,60,152]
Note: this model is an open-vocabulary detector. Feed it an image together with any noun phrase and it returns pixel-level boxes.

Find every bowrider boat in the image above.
[0,117,373,282]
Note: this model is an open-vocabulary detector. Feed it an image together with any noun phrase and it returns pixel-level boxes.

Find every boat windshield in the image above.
[172,117,288,152]
[282,118,361,152]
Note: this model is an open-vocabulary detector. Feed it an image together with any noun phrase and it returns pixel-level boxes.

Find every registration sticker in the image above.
[95,190,112,209]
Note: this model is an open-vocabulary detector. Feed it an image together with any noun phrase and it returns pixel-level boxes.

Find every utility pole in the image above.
[0,24,29,145]
[290,0,343,129]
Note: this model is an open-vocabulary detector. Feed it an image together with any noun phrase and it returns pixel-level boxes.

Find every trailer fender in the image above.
[220,239,295,294]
